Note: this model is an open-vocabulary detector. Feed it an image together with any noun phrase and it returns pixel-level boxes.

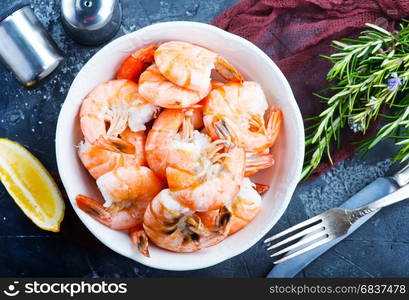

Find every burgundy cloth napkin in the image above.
[212,0,409,176]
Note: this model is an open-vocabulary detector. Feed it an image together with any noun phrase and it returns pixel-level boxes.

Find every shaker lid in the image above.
[0,0,30,22]
[61,0,117,31]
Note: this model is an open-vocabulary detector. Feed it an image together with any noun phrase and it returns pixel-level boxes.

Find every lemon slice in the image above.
[0,138,65,232]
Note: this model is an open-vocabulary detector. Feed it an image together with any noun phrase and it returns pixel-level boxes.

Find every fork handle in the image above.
[356,182,409,213]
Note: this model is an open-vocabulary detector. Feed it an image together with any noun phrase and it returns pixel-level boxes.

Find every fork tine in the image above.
[264,215,322,243]
[270,230,328,257]
[266,223,324,251]
[273,236,333,264]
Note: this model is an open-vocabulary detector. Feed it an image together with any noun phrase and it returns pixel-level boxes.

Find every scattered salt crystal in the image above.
[298,158,392,217]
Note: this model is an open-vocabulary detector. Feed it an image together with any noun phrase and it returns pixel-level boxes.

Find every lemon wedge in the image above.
[0,138,65,232]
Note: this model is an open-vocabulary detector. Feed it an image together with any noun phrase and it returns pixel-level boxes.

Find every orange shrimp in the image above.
[80,79,157,143]
[145,108,203,180]
[204,81,282,152]
[116,43,158,82]
[138,64,208,108]
[76,165,162,230]
[154,41,243,95]
[166,120,245,211]
[78,128,147,179]
[137,41,243,109]
[203,81,282,175]
[197,178,265,234]
[143,189,231,253]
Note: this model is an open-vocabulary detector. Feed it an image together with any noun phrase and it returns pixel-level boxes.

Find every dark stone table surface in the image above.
[1,0,408,278]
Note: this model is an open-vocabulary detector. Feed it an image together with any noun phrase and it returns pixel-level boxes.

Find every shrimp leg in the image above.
[95,135,135,154]
[265,108,282,148]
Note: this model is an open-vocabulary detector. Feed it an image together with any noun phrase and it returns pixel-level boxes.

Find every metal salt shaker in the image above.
[61,0,122,46]
[0,1,63,86]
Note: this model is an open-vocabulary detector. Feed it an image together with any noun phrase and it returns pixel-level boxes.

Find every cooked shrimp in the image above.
[143,189,231,253]
[204,81,282,152]
[145,108,203,180]
[166,120,245,211]
[78,128,146,179]
[198,178,264,234]
[154,41,243,95]
[203,81,282,175]
[116,43,158,82]
[139,64,207,108]
[76,165,162,230]
[80,79,157,143]
[97,165,163,209]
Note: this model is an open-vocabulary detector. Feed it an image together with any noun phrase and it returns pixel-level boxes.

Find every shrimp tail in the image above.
[265,108,282,147]
[76,194,112,226]
[95,135,135,154]
[254,183,270,195]
[116,43,158,81]
[129,225,150,258]
[245,152,274,177]
[215,56,244,83]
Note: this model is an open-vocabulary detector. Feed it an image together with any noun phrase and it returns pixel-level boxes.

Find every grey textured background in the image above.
[0,0,408,277]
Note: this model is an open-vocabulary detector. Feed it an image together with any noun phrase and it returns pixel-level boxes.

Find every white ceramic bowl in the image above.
[56,21,304,271]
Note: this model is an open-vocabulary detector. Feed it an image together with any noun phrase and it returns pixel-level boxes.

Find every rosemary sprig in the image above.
[302,20,409,180]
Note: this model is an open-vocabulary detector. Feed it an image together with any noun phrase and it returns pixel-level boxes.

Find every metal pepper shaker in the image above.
[0,1,63,86]
[61,0,122,46]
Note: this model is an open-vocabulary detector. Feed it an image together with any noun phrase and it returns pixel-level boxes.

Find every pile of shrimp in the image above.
[75,41,282,257]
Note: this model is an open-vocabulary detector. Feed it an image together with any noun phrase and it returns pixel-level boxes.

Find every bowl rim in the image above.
[56,21,305,271]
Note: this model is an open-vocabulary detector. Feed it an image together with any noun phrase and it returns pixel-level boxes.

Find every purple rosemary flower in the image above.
[348,117,364,133]
[387,72,403,91]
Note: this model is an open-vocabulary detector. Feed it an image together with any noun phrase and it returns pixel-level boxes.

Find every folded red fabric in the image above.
[212,0,409,177]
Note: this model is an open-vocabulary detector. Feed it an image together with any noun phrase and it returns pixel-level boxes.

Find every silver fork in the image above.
[265,183,409,264]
